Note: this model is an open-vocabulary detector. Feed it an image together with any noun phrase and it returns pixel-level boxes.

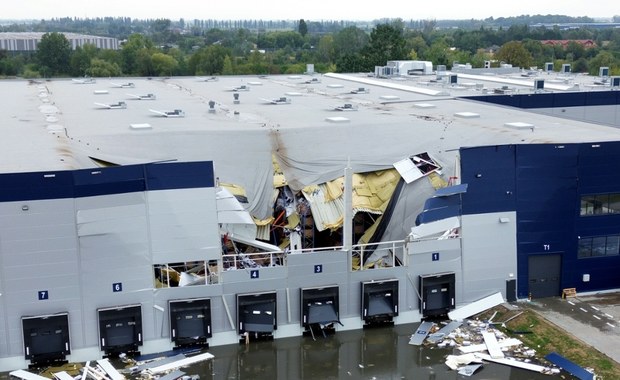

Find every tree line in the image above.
[1,18,619,79]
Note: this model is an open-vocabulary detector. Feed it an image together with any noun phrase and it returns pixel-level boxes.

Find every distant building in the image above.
[541,39,597,49]
[0,32,119,52]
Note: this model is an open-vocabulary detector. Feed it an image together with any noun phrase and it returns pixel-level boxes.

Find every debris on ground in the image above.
[9,351,213,380]
[409,310,566,376]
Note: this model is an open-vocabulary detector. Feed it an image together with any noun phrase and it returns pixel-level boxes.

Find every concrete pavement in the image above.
[519,290,620,364]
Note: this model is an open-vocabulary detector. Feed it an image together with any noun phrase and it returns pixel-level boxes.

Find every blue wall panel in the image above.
[0,161,215,202]
[0,171,74,202]
[73,165,146,198]
[514,145,579,297]
[465,91,620,109]
[461,142,620,298]
[146,161,215,191]
[460,145,517,215]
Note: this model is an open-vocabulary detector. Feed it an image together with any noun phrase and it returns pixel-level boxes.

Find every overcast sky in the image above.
[4,0,613,21]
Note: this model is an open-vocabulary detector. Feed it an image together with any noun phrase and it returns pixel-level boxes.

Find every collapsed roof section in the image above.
[218,150,449,256]
[301,169,400,232]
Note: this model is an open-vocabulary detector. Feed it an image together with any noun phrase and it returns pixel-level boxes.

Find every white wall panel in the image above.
[148,188,220,262]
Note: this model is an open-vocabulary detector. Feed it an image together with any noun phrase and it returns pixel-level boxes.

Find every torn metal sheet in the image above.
[426,320,462,343]
[96,358,125,380]
[146,352,215,375]
[132,353,188,372]
[457,337,522,354]
[410,216,460,240]
[409,321,435,345]
[10,370,51,380]
[475,353,550,373]
[482,331,505,359]
[448,292,504,321]
[545,352,594,380]
[445,353,482,370]
[52,372,75,380]
[458,364,482,377]
[83,362,109,380]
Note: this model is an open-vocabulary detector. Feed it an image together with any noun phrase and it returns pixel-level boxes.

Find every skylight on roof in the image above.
[380,95,400,100]
[130,123,152,130]
[454,112,480,118]
[504,122,535,130]
[413,103,436,109]
[325,117,350,123]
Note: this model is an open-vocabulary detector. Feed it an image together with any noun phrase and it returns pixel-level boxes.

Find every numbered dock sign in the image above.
[250,270,259,279]
[113,282,123,292]
[38,290,49,300]
[314,264,323,273]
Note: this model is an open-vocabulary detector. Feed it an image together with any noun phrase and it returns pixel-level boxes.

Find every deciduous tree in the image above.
[37,32,71,76]
[495,41,533,69]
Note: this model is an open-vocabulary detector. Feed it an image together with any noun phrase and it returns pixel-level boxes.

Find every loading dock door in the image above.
[419,272,455,318]
[528,254,561,299]
[237,292,277,335]
[98,304,143,356]
[301,286,340,327]
[361,279,398,324]
[169,297,212,347]
[22,312,71,365]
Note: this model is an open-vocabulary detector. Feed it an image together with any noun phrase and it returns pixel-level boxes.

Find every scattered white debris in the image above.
[10,369,50,380]
[458,364,482,377]
[448,292,504,321]
[445,353,482,370]
[482,331,505,359]
[145,352,215,375]
[52,371,75,380]
[475,353,551,373]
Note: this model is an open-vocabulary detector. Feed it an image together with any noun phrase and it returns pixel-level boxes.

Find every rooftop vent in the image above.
[325,117,350,123]
[412,103,436,109]
[379,95,400,101]
[454,112,480,118]
[504,122,534,131]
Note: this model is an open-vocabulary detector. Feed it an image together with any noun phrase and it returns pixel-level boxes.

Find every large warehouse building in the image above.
[0,63,619,371]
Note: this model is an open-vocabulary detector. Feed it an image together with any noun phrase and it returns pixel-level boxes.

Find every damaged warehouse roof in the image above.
[2,69,620,249]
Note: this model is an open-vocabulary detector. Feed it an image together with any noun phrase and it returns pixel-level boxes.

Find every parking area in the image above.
[521,291,620,363]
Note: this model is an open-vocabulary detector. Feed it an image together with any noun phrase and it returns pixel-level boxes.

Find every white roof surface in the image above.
[1,71,618,219]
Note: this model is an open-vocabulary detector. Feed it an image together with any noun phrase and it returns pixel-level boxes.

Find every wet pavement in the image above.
[113,323,571,380]
[521,290,620,364]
